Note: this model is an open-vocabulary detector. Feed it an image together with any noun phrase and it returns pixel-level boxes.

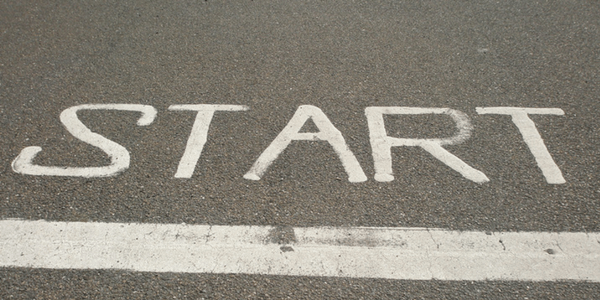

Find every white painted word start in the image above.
[12,104,566,184]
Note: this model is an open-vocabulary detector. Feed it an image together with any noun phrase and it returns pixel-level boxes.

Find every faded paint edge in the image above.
[1,219,600,281]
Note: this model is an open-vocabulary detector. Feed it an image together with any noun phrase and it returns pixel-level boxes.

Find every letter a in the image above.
[244,105,367,182]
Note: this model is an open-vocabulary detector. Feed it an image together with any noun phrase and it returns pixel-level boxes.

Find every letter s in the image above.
[12,104,157,177]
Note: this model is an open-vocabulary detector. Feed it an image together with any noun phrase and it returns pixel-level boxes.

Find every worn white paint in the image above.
[1,219,599,281]
[168,104,249,178]
[365,107,489,183]
[11,104,157,177]
[244,105,367,182]
[476,107,565,184]
[10,104,568,184]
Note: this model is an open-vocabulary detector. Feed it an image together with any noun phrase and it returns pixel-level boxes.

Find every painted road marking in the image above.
[2,219,599,281]
[366,107,489,183]
[168,104,249,178]
[244,105,368,183]
[11,104,566,184]
[11,104,157,177]
[477,107,566,184]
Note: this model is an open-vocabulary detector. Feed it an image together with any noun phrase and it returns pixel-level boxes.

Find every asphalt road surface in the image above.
[1,0,599,298]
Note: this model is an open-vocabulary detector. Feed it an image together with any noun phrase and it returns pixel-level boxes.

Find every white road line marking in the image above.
[2,219,599,281]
